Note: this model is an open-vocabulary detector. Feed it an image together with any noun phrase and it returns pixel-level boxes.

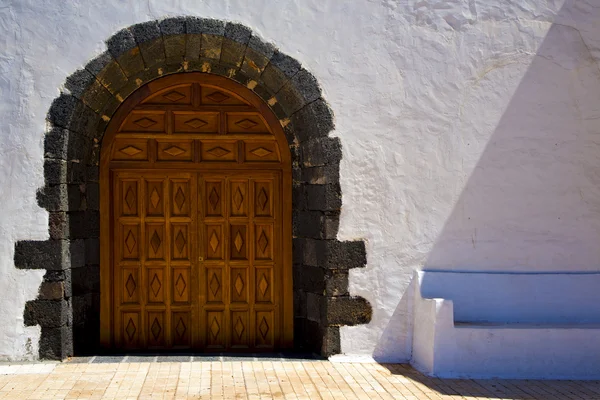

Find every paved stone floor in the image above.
[0,355,599,399]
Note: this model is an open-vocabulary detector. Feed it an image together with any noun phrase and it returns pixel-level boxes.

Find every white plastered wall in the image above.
[1,0,600,360]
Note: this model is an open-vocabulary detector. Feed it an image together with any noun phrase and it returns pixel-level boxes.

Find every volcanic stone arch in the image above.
[14,16,372,360]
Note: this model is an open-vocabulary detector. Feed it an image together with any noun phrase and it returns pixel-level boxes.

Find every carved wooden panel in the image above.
[120,111,166,133]
[157,141,194,162]
[146,224,165,260]
[255,311,274,348]
[226,113,269,133]
[122,312,140,348]
[205,180,224,217]
[122,268,140,304]
[171,224,189,260]
[173,112,219,133]
[200,140,237,162]
[147,268,165,304]
[171,179,191,217]
[231,268,248,304]
[172,268,190,304]
[256,267,273,304]
[206,268,223,303]
[254,181,273,217]
[243,141,280,162]
[121,225,140,260]
[201,86,247,105]
[229,181,248,217]
[172,312,191,347]
[206,311,225,349]
[113,140,149,161]
[255,225,273,261]
[142,84,192,105]
[146,179,165,216]
[205,224,223,260]
[147,311,166,348]
[231,311,249,348]
[230,225,248,260]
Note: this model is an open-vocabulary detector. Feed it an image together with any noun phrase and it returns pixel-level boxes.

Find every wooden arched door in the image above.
[99,73,292,352]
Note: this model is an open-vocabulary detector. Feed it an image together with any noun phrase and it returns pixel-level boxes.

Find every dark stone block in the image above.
[241,47,271,80]
[275,81,305,116]
[270,50,301,78]
[293,288,307,318]
[87,52,129,95]
[306,292,324,323]
[301,239,366,270]
[300,137,342,167]
[248,35,276,58]
[49,212,69,240]
[81,80,114,114]
[292,184,306,211]
[65,69,96,99]
[251,83,275,104]
[200,34,223,60]
[14,240,69,271]
[38,281,65,300]
[85,238,100,265]
[224,22,251,44]
[85,52,113,75]
[187,18,225,35]
[86,165,99,182]
[296,265,326,295]
[292,238,305,265]
[69,103,101,139]
[326,270,348,296]
[105,28,137,59]
[159,17,187,35]
[44,127,69,160]
[138,37,166,67]
[24,299,69,328]
[44,159,67,185]
[293,210,325,239]
[301,165,339,185]
[306,184,342,211]
[321,326,340,356]
[68,161,87,184]
[130,20,162,43]
[67,184,84,210]
[114,48,145,78]
[44,270,66,282]
[160,18,187,63]
[72,265,100,296]
[291,99,334,143]
[70,239,85,269]
[229,69,251,87]
[326,296,372,325]
[69,210,100,239]
[39,325,73,360]
[47,94,79,129]
[86,183,99,210]
[302,319,323,353]
[323,214,339,240]
[163,34,186,63]
[220,38,247,68]
[37,184,68,212]
[185,34,202,61]
[290,69,321,105]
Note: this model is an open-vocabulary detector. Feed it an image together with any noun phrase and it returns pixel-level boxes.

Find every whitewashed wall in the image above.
[1,0,599,360]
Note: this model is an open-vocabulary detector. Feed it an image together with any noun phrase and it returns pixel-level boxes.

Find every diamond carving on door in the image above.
[104,76,290,352]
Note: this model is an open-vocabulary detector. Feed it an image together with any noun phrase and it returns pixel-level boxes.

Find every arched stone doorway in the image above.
[14,17,371,359]
[101,73,293,351]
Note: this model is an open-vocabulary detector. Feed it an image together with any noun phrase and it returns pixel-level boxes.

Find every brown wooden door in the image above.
[101,74,293,352]
[112,170,282,351]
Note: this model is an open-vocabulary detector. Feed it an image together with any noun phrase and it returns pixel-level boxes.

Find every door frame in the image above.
[98,73,293,350]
